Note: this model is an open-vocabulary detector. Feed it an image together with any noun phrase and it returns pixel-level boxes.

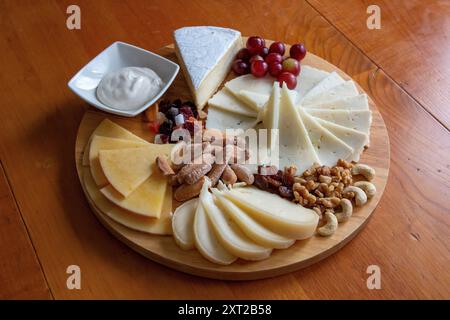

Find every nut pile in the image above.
[156,129,255,202]
[254,159,377,236]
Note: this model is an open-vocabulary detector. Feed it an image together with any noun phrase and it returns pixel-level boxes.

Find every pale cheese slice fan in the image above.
[82,168,172,235]
[99,144,173,197]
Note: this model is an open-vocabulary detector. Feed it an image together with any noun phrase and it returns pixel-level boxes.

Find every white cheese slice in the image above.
[293,65,329,103]
[174,26,242,109]
[262,82,281,153]
[201,187,272,261]
[212,189,295,249]
[299,108,353,166]
[237,90,269,111]
[172,198,198,250]
[300,72,345,103]
[305,109,372,135]
[315,118,368,162]
[305,94,369,111]
[208,88,257,117]
[278,84,321,173]
[205,106,258,131]
[223,186,319,239]
[225,74,274,98]
[193,180,237,265]
[302,80,359,106]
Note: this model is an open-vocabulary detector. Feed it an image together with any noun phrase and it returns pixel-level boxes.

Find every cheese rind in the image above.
[208,88,257,117]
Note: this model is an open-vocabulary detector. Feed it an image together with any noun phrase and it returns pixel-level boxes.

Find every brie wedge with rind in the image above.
[172,198,198,250]
[222,186,319,239]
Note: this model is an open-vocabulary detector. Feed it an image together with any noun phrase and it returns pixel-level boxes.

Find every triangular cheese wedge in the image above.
[89,136,147,187]
[174,26,242,109]
[205,106,259,131]
[99,144,173,197]
[100,169,168,218]
[302,80,359,106]
[172,198,198,250]
[304,94,369,111]
[82,119,148,166]
[293,65,329,103]
[262,82,281,153]
[208,88,257,117]
[300,71,345,103]
[237,90,269,111]
[298,108,353,166]
[225,74,274,98]
[304,109,372,135]
[82,168,172,235]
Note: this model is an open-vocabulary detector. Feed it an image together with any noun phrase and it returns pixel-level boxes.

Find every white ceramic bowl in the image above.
[68,41,179,117]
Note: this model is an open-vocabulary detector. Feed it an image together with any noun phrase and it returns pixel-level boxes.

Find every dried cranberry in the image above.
[160,134,169,144]
[147,121,160,134]
[279,186,293,199]
[180,106,194,120]
[166,107,179,120]
[159,120,173,136]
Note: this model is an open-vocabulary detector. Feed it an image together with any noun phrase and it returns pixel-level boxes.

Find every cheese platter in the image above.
[73,27,390,280]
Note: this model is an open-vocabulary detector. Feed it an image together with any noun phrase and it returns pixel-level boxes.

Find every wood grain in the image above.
[308,0,450,129]
[0,0,448,298]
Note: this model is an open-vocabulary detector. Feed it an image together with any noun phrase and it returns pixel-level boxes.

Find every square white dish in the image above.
[68,41,179,117]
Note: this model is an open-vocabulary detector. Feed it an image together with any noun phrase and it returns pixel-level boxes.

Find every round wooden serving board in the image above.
[75,41,390,280]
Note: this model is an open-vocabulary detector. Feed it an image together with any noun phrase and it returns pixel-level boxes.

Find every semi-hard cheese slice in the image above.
[201,187,272,261]
[315,118,368,162]
[89,136,147,186]
[208,88,257,117]
[99,144,173,197]
[225,74,274,98]
[298,108,353,166]
[223,186,319,239]
[305,109,372,135]
[212,189,295,249]
[237,90,269,111]
[82,118,149,166]
[262,83,281,153]
[302,80,359,106]
[278,84,321,173]
[300,72,345,104]
[100,169,168,218]
[205,106,259,131]
[174,26,242,109]
[193,180,237,265]
[172,198,198,250]
[82,168,172,235]
[293,65,329,102]
[305,94,369,111]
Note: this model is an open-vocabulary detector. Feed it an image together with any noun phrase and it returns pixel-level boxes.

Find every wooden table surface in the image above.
[0,0,449,299]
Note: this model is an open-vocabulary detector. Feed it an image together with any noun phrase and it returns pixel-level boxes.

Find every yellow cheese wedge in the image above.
[201,188,272,261]
[172,198,198,250]
[100,169,168,218]
[99,144,173,197]
[193,180,237,265]
[212,189,295,249]
[223,186,319,240]
[82,118,149,166]
[82,168,172,235]
[89,135,147,186]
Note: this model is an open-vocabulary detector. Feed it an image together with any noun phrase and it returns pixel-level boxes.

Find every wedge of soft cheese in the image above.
[305,109,372,135]
[300,72,345,104]
[302,80,359,106]
[223,186,319,239]
[305,94,369,111]
[174,26,242,110]
[89,135,147,186]
[172,198,198,250]
[193,180,237,265]
[278,84,320,173]
[212,189,295,249]
[298,108,353,166]
[293,65,329,103]
[205,106,259,131]
[83,168,172,235]
[100,169,168,218]
[208,88,258,117]
[99,144,173,197]
[314,118,368,161]
[82,118,149,166]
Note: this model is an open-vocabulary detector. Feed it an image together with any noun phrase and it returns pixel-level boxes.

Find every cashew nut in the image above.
[354,181,377,198]
[343,186,367,206]
[317,211,338,237]
[351,164,375,181]
[334,198,353,222]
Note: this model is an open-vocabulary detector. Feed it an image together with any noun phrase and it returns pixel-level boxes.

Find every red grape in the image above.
[268,63,283,77]
[236,48,251,61]
[232,59,250,75]
[251,60,268,78]
[265,52,282,65]
[269,41,285,55]
[246,36,265,55]
[290,43,307,61]
[277,72,297,89]
[249,55,264,64]
[282,58,301,76]
[260,47,269,57]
